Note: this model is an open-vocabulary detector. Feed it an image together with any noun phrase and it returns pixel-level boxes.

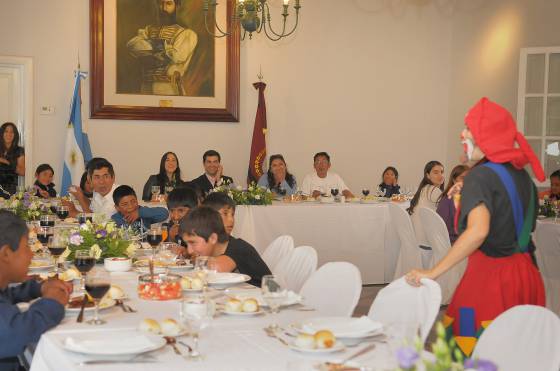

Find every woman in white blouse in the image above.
[407,161,445,266]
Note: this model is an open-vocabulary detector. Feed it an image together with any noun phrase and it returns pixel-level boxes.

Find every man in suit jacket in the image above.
[191,150,234,195]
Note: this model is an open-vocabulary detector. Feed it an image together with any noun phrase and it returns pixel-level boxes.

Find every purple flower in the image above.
[23,192,30,200]
[464,358,498,371]
[23,199,31,207]
[69,232,84,246]
[396,346,419,369]
[95,229,107,238]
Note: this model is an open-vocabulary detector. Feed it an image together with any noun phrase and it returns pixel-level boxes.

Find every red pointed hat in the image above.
[465,97,545,182]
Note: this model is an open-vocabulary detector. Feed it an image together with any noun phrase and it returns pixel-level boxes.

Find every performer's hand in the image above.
[405,269,436,287]
[447,182,463,199]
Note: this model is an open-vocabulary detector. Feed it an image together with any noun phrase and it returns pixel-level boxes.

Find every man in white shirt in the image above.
[301,152,355,199]
[64,158,118,219]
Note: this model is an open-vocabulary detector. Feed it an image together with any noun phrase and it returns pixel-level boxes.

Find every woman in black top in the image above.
[142,152,184,201]
[405,98,545,357]
[0,122,25,197]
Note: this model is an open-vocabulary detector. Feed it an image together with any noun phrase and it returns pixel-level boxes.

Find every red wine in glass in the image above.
[48,246,66,257]
[74,257,96,274]
[50,206,58,214]
[37,232,53,245]
[85,283,111,300]
[56,208,69,220]
[40,220,56,228]
[330,188,339,197]
[362,189,370,197]
[147,233,162,248]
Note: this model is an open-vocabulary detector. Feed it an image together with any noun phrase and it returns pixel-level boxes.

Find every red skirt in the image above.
[443,250,545,357]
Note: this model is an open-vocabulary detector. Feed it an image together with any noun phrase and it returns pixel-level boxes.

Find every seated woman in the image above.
[142,152,184,201]
[436,164,469,244]
[408,161,445,252]
[257,154,297,195]
[538,169,560,201]
[180,206,271,287]
[0,122,25,198]
[378,166,400,197]
[34,164,57,198]
[79,171,93,200]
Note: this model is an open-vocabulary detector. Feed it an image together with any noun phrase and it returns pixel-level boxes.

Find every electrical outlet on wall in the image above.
[39,106,55,115]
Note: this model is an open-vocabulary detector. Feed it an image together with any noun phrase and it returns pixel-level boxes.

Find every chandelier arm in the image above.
[261,2,287,38]
[204,6,230,37]
[262,19,285,41]
[274,9,299,38]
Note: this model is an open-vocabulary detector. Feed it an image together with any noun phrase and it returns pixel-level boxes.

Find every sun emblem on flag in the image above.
[70,151,78,166]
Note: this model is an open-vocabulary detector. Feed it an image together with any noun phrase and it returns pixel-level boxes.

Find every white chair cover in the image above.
[273,245,318,293]
[388,203,423,280]
[368,277,441,343]
[535,222,560,316]
[473,305,560,371]
[261,235,294,271]
[300,262,362,317]
[418,207,466,304]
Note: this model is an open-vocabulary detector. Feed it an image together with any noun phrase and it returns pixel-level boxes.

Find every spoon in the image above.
[164,336,183,356]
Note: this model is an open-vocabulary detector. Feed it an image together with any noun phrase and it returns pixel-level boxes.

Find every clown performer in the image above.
[405,97,546,357]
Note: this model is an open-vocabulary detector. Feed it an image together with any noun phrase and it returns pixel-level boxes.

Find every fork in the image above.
[263,327,289,346]
[115,299,136,313]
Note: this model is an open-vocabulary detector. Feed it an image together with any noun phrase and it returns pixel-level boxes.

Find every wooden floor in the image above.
[353,284,446,346]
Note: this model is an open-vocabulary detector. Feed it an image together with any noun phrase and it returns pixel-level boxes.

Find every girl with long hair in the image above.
[142,152,184,201]
[436,164,469,243]
[0,122,25,197]
[257,154,297,195]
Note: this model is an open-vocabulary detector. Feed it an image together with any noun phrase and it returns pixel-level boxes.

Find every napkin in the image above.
[64,334,156,355]
[302,316,382,337]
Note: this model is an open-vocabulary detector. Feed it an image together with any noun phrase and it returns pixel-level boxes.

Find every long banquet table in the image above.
[29,271,401,371]
[232,201,409,285]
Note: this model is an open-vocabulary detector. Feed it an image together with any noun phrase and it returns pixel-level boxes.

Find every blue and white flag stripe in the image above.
[61,70,92,196]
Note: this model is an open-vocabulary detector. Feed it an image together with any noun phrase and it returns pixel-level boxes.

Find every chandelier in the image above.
[203,0,301,41]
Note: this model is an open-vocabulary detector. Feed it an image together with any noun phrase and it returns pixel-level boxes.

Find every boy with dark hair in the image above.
[0,211,71,369]
[202,192,236,235]
[111,185,168,233]
[181,205,271,287]
[165,186,199,245]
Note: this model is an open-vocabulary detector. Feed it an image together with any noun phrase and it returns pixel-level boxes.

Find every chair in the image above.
[473,305,560,371]
[388,203,423,280]
[368,277,441,343]
[299,262,362,317]
[535,223,560,315]
[418,207,466,304]
[261,235,294,271]
[273,245,318,292]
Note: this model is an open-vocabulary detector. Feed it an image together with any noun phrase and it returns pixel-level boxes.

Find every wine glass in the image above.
[261,275,288,331]
[85,268,111,325]
[151,186,161,202]
[164,185,174,195]
[147,226,163,249]
[330,188,339,197]
[56,205,69,221]
[158,242,178,274]
[40,214,56,228]
[37,226,53,247]
[362,189,370,198]
[180,295,214,360]
[47,234,67,276]
[74,249,96,291]
[77,213,93,225]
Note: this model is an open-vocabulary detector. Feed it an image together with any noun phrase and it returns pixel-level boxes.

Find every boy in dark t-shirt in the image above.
[180,206,271,287]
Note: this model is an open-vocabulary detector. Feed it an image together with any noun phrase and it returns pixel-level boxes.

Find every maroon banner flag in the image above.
[247,81,267,184]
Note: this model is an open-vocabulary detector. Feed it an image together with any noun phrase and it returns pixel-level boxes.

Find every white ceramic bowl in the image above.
[104,257,132,272]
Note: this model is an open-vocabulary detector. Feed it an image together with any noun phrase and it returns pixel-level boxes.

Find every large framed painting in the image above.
[90,0,239,122]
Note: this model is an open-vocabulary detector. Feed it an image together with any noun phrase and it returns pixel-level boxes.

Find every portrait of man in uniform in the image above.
[116,0,215,97]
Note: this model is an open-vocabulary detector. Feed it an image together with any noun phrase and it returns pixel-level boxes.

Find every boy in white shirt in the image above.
[301,152,354,199]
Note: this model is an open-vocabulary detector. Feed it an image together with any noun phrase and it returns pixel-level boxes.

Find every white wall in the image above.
[1,0,459,193]
[446,0,560,170]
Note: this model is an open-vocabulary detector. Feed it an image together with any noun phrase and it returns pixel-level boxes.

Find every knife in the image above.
[76,294,88,323]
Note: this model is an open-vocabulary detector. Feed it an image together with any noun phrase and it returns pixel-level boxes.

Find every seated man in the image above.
[190,150,234,195]
[301,152,355,199]
[64,157,119,219]
[180,206,271,287]
[165,186,200,246]
[111,185,168,234]
[0,211,71,369]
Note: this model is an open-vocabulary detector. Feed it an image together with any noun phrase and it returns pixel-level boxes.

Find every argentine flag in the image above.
[61,70,92,196]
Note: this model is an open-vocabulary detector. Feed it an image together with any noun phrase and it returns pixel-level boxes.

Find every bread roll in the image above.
[161,318,181,336]
[225,298,243,312]
[138,318,161,334]
[241,298,259,313]
[180,276,191,290]
[314,330,336,349]
[191,277,204,290]
[295,333,315,349]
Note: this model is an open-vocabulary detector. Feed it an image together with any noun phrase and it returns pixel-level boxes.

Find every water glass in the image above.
[180,295,214,360]
[261,275,287,331]
[151,186,161,201]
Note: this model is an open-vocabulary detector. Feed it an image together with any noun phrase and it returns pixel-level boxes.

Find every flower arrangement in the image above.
[5,191,49,221]
[538,195,557,217]
[396,323,497,371]
[212,182,274,206]
[61,220,138,261]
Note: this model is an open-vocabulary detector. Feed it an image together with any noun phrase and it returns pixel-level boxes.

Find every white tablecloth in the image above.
[30,271,401,371]
[233,201,409,284]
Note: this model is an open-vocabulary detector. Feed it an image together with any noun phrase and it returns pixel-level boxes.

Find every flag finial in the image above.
[257,65,263,81]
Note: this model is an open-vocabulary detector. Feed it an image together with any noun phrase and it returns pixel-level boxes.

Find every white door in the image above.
[0,56,33,187]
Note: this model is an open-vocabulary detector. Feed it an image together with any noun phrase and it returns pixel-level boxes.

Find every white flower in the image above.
[236,185,243,191]
[228,192,234,199]
[10,199,18,208]
[248,186,254,192]
[255,194,261,200]
[126,242,139,257]
[106,222,116,234]
[90,244,102,259]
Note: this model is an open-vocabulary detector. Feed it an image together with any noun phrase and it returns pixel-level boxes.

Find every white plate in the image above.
[225,289,302,307]
[288,341,345,354]
[168,263,194,271]
[134,266,167,274]
[221,309,265,316]
[28,263,54,271]
[207,273,251,287]
[65,297,116,314]
[63,331,166,356]
[298,316,383,338]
